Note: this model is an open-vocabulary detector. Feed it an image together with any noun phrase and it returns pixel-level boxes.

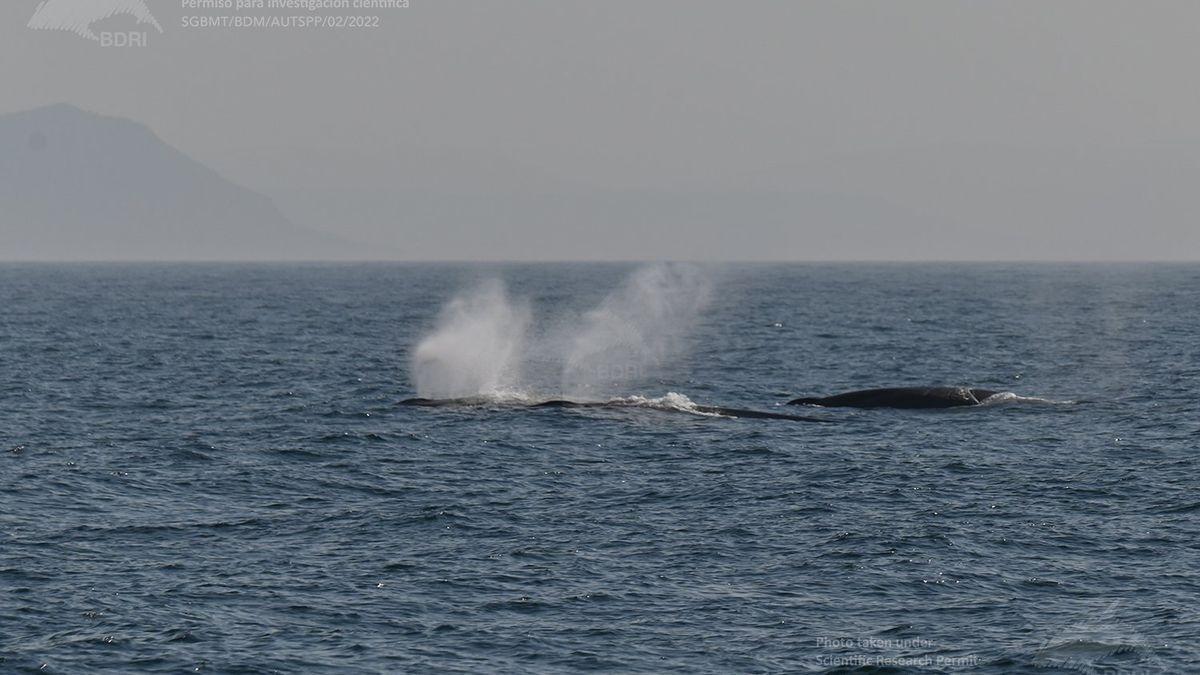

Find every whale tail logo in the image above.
[28,0,163,41]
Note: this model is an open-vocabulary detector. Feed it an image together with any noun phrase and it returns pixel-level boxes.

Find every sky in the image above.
[3,0,1200,260]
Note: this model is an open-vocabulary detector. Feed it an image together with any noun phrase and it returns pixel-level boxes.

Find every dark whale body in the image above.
[787,387,999,409]
[399,397,827,422]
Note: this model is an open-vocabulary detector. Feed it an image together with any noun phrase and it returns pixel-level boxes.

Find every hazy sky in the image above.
[4,1,1200,260]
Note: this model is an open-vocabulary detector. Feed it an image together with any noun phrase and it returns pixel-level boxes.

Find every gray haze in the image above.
[3,1,1200,260]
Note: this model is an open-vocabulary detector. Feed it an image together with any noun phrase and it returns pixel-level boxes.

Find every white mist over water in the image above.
[411,279,531,400]
[410,264,713,400]
[561,264,713,397]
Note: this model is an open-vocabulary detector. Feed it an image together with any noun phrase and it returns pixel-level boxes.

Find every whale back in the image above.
[789,386,993,409]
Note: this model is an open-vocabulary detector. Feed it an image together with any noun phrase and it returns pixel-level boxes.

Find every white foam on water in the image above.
[977,392,1075,406]
[605,392,725,417]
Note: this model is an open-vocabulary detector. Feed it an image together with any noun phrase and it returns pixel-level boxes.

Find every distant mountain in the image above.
[0,104,377,261]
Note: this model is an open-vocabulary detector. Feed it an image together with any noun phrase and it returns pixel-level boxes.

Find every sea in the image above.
[2,263,1197,673]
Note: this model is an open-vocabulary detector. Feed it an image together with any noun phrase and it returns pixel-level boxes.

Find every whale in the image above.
[399,397,829,422]
[787,386,1000,409]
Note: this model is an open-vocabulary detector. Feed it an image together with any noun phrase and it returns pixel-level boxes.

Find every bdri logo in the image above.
[1034,600,1166,672]
[27,0,163,46]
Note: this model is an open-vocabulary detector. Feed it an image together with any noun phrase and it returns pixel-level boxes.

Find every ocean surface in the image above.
[2,263,1197,673]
